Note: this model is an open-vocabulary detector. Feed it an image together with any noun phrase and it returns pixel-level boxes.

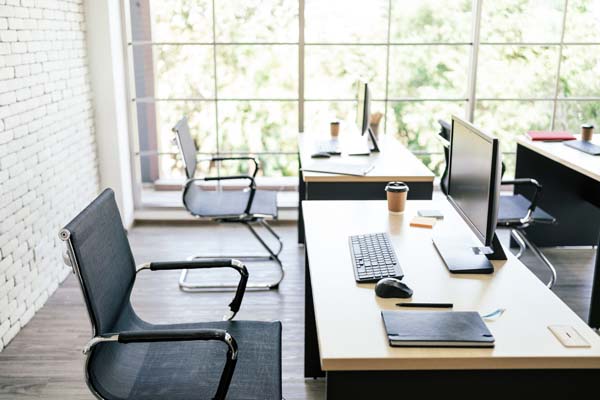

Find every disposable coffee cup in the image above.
[581,123,594,142]
[330,121,340,138]
[385,182,409,214]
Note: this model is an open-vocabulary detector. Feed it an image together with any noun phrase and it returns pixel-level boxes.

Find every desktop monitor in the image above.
[433,115,506,274]
[356,80,370,135]
[355,80,379,152]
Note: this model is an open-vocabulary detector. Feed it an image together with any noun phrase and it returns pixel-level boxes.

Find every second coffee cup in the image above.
[385,182,409,213]
[330,121,340,138]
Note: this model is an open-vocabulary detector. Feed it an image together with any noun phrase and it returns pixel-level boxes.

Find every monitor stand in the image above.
[348,127,379,156]
[367,127,380,153]
[432,232,507,274]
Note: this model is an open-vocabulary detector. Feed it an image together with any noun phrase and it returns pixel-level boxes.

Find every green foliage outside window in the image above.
[133,0,600,181]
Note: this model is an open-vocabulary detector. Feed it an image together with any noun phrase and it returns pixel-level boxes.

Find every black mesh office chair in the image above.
[437,120,558,288]
[173,117,284,291]
[59,189,282,400]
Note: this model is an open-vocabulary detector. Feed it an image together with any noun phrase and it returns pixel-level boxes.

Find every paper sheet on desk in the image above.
[301,161,375,176]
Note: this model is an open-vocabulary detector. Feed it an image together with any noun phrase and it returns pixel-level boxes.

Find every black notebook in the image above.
[381,311,495,348]
[564,140,600,155]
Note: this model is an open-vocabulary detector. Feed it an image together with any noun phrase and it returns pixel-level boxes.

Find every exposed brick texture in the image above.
[0,0,99,349]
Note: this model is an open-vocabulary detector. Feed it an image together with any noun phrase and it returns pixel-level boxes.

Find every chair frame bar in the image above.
[499,179,558,289]
[511,229,558,289]
[59,228,106,400]
[179,219,285,291]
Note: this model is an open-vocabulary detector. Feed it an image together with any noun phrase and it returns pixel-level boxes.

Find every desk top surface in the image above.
[517,135,600,182]
[299,133,435,183]
[303,199,600,371]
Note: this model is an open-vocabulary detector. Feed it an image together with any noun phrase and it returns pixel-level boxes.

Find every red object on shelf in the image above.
[526,131,577,141]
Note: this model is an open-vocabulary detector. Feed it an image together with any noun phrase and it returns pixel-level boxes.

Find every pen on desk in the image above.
[396,302,453,308]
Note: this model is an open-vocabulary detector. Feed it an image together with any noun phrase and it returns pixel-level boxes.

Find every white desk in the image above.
[516,135,600,182]
[299,133,435,184]
[297,133,435,243]
[303,199,600,398]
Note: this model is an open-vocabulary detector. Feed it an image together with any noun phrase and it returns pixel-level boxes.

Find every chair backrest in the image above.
[173,117,198,179]
[438,119,452,195]
[438,118,507,194]
[61,189,136,335]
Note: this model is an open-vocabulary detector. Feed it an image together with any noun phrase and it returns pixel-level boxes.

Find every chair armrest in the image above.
[211,156,260,179]
[143,259,248,320]
[436,134,450,149]
[187,175,256,187]
[185,175,257,216]
[198,156,260,178]
[501,178,543,220]
[85,329,237,400]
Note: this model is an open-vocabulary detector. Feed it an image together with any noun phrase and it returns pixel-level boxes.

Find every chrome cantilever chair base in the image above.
[509,228,557,289]
[510,229,527,259]
[179,219,285,292]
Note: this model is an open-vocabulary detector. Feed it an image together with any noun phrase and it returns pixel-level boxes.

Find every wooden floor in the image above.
[0,222,596,399]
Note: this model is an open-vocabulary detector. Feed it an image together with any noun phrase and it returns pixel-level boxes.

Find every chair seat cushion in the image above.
[185,187,278,218]
[88,320,282,400]
[498,194,555,224]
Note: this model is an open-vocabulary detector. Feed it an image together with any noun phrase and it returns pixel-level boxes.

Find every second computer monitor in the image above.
[354,80,380,152]
[433,115,506,274]
[356,80,370,135]
[447,116,502,248]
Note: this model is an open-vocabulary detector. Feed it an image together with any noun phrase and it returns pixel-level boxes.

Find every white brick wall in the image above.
[0,0,99,350]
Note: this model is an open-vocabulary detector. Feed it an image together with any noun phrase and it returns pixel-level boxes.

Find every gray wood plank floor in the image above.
[0,222,596,399]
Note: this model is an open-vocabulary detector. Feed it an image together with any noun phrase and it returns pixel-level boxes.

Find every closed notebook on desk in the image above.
[526,131,576,141]
[381,311,495,348]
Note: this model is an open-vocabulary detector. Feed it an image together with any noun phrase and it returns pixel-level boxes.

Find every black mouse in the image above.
[375,278,413,298]
[311,151,331,159]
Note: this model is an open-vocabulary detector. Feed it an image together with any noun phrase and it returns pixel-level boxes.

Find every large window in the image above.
[127,0,600,196]
[475,0,600,173]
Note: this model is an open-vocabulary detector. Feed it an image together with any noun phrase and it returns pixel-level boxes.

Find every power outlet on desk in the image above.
[548,325,591,348]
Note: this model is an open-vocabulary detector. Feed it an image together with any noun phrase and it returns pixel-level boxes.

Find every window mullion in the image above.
[299,0,305,132]
[383,0,392,135]
[211,0,221,181]
[466,0,483,122]
[551,0,569,131]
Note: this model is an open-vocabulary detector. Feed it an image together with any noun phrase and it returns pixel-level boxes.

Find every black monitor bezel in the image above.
[356,80,370,135]
[361,83,370,135]
[447,115,501,247]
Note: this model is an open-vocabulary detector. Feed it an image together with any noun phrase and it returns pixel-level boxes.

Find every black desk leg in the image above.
[298,153,306,244]
[304,246,324,378]
[589,236,600,329]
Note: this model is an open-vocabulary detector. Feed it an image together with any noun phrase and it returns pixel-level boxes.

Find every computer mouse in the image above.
[375,278,413,298]
[311,151,331,159]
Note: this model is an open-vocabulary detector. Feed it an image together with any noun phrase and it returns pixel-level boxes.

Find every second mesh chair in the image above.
[172,117,284,291]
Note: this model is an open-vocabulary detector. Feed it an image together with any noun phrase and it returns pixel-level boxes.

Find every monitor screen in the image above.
[447,116,500,246]
[356,81,369,135]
